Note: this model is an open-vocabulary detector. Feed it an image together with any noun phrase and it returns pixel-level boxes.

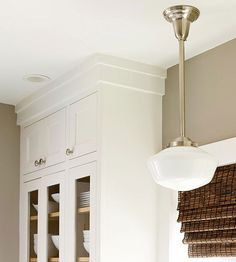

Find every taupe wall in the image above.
[0,104,19,261]
[163,38,236,146]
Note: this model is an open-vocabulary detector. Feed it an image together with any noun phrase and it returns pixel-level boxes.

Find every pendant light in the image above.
[147,5,218,191]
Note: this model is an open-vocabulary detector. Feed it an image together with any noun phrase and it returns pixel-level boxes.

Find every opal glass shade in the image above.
[148,146,218,191]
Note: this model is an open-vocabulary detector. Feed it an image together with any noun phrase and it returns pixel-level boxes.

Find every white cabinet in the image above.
[21,163,96,262]
[22,109,66,174]
[19,55,165,262]
[68,93,97,159]
[21,94,97,175]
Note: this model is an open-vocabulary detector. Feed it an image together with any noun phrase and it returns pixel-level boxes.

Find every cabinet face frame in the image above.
[67,161,98,262]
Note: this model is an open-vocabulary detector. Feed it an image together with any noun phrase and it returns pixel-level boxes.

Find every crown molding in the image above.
[16,54,166,126]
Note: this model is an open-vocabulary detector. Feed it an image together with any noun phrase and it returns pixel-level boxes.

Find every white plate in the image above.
[80,192,90,195]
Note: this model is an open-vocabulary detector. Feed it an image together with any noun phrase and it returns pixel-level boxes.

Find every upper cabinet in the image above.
[45,109,66,167]
[67,93,97,160]
[21,94,98,175]
[22,109,66,174]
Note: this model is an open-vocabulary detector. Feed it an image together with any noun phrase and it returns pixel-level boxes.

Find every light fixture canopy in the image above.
[148,5,217,191]
[24,74,51,83]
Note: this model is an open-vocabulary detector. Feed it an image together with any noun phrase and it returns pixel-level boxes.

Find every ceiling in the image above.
[0,0,236,105]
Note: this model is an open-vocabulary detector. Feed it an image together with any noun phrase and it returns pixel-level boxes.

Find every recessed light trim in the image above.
[24,74,51,83]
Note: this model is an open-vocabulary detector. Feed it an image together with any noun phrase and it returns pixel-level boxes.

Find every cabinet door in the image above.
[41,171,66,262]
[22,119,45,174]
[20,172,66,262]
[45,109,66,167]
[20,179,41,262]
[67,162,97,262]
[69,93,97,159]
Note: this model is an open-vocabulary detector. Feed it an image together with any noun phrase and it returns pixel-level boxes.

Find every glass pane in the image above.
[47,184,60,261]
[77,176,90,262]
[29,190,38,261]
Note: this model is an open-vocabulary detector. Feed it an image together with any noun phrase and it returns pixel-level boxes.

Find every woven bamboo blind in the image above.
[178,164,236,257]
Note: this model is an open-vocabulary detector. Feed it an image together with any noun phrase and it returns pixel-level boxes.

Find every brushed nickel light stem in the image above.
[163,5,200,148]
[179,39,185,137]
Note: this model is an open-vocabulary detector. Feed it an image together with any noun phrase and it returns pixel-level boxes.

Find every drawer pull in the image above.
[34,160,39,167]
[39,158,46,165]
[66,148,74,156]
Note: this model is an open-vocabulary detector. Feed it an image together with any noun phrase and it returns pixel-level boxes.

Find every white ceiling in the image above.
[0,0,236,105]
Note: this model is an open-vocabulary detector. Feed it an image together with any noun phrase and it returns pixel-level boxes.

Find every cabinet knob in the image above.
[66,148,74,156]
[34,160,39,167]
[39,158,46,165]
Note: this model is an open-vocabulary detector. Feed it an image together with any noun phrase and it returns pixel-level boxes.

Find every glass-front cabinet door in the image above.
[20,179,40,262]
[67,162,97,262]
[41,171,66,262]
[20,171,66,262]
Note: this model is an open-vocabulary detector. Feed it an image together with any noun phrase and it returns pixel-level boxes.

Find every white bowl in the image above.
[83,242,90,253]
[33,204,38,212]
[33,234,58,256]
[32,201,58,213]
[51,193,60,203]
[83,230,90,236]
[51,235,59,250]
[33,242,37,256]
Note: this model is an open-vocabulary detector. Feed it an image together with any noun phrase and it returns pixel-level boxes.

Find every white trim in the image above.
[16,54,166,126]
[200,137,236,167]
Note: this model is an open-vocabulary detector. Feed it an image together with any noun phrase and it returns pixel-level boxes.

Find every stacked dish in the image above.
[80,191,90,207]
[83,230,90,253]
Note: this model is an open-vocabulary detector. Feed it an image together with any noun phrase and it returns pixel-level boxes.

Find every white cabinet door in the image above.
[20,172,66,262]
[68,93,97,159]
[22,109,66,174]
[20,179,41,262]
[22,119,45,174]
[45,109,66,168]
[41,171,66,262]
[67,162,97,262]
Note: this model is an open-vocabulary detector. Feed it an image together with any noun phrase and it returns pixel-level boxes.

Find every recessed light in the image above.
[23,74,51,83]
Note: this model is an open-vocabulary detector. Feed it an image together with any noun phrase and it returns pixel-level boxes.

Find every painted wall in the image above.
[0,104,20,262]
[163,38,236,262]
[163,38,236,147]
